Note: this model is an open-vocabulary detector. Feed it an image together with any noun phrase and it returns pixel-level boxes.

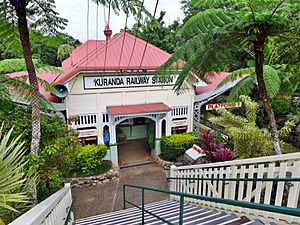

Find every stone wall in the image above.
[63,168,119,188]
[156,155,182,170]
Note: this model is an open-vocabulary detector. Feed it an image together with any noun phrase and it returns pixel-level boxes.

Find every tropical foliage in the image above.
[57,44,74,62]
[75,144,108,174]
[199,130,234,162]
[209,96,295,159]
[161,132,202,161]
[0,127,32,224]
[158,0,300,155]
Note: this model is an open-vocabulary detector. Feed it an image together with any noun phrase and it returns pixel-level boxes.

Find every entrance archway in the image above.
[116,117,155,167]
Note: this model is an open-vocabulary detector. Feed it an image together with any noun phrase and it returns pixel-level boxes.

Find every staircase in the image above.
[75,200,268,225]
[9,153,300,225]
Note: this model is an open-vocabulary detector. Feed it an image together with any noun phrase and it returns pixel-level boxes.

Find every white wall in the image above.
[66,72,195,142]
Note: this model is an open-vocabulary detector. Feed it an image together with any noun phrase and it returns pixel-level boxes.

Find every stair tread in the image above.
[75,200,272,225]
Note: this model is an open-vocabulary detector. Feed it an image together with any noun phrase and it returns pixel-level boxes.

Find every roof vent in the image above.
[104,22,112,40]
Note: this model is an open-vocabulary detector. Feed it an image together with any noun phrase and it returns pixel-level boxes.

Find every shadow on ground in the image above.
[72,164,169,219]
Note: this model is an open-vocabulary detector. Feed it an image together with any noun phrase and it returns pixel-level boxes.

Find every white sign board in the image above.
[206,102,242,110]
[185,144,206,161]
[78,129,98,138]
[84,74,178,89]
[171,119,188,127]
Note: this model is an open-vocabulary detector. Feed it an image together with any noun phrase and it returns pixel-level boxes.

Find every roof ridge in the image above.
[77,32,124,67]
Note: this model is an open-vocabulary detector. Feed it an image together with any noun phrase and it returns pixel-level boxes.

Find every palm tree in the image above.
[2,0,67,155]
[159,0,300,155]
[0,126,31,224]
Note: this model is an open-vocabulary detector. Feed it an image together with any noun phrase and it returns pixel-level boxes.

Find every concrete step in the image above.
[75,200,271,225]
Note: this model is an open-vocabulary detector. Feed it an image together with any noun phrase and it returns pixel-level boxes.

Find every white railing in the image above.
[170,153,300,224]
[9,183,73,225]
[70,113,98,129]
[171,106,188,119]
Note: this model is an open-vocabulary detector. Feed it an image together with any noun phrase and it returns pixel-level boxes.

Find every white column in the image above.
[98,125,103,144]
[153,118,162,158]
[155,119,162,139]
[166,112,172,136]
[110,123,117,144]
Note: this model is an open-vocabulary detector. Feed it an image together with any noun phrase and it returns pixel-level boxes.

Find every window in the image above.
[171,106,188,118]
[74,114,97,126]
[161,119,166,136]
[102,113,109,123]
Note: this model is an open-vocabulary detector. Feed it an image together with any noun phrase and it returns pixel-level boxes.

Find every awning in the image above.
[107,103,172,116]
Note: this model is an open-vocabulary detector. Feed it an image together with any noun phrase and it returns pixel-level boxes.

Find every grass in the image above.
[65,160,112,178]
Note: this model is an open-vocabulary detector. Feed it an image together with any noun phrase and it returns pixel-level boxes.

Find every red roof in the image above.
[107,103,172,115]
[9,70,61,103]
[56,32,171,84]
[196,72,230,94]
[62,40,105,73]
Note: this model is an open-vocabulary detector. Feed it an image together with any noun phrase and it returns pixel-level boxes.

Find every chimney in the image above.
[104,22,112,40]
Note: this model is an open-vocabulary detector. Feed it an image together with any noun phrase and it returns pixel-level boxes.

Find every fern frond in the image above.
[263,65,281,98]
[217,67,255,88]
[178,8,233,38]
[227,76,256,102]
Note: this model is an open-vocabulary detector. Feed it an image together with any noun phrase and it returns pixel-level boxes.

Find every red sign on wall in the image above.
[78,136,98,142]
[206,102,242,110]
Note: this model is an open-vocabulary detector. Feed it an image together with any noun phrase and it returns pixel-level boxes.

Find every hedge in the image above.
[161,132,202,161]
[75,144,108,173]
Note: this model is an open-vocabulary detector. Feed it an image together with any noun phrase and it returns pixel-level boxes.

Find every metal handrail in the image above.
[123,178,300,225]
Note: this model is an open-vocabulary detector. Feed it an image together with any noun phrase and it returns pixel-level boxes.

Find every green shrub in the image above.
[161,132,202,161]
[75,144,108,173]
[272,97,291,115]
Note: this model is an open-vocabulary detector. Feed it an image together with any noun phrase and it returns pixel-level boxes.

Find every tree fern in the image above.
[164,0,300,155]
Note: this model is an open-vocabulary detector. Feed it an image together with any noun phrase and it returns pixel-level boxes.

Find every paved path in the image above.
[72,163,169,219]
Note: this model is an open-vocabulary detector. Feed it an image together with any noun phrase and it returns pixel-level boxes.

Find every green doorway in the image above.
[117,117,155,167]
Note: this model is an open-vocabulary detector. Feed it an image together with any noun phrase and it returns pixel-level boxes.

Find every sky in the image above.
[55,0,184,42]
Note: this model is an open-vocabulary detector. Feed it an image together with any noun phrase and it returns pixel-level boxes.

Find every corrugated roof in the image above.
[56,32,171,84]
[8,70,61,103]
[195,72,230,94]
[107,103,172,115]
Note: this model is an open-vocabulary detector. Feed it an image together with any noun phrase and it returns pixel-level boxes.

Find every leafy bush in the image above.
[272,97,291,115]
[75,144,108,173]
[67,161,112,178]
[24,130,82,201]
[210,95,295,158]
[212,146,235,162]
[200,130,234,162]
[161,132,202,161]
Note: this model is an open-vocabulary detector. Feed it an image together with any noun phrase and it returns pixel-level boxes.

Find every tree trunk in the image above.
[11,0,41,155]
[10,0,40,204]
[254,33,282,155]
